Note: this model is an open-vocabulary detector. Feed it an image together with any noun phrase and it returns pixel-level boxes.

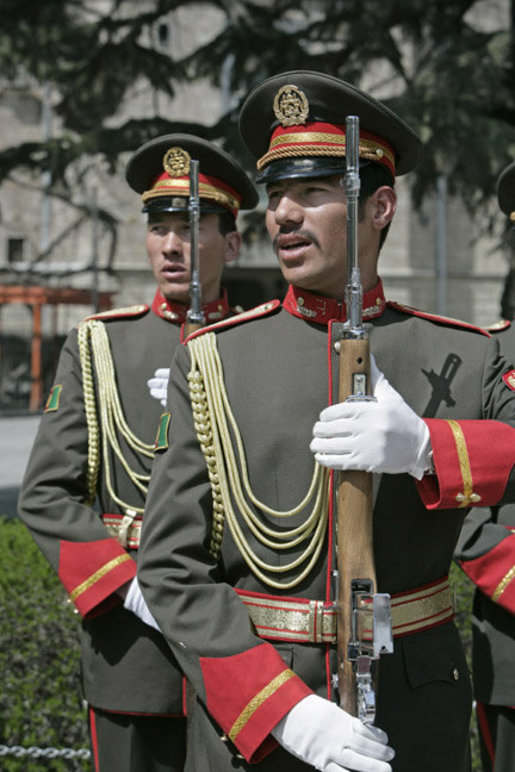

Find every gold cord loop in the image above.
[78,320,155,514]
[187,332,329,589]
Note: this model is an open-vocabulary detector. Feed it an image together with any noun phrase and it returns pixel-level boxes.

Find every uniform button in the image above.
[452,666,459,681]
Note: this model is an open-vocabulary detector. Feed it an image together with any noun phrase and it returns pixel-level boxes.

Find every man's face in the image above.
[265,175,384,298]
[145,211,239,304]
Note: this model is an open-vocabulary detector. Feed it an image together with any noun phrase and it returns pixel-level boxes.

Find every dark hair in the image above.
[217,210,237,235]
[358,163,395,251]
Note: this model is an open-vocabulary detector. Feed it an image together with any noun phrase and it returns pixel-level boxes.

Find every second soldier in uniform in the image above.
[18,134,257,772]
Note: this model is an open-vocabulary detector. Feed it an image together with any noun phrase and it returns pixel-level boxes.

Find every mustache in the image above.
[272,228,321,253]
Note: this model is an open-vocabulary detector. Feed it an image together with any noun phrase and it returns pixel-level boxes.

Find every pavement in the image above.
[0,414,41,517]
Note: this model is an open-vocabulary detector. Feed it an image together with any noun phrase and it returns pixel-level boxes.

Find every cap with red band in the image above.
[239,71,422,185]
[125,133,258,217]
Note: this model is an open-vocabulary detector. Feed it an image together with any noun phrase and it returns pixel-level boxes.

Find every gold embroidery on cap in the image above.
[163,146,191,177]
[273,84,309,127]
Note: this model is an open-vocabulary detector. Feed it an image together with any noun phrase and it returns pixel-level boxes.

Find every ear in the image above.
[370,186,397,230]
[223,231,242,264]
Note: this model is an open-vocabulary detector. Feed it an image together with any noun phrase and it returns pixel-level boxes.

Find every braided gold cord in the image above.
[78,322,101,505]
[189,370,225,558]
[81,320,156,514]
[187,333,329,589]
[257,137,390,171]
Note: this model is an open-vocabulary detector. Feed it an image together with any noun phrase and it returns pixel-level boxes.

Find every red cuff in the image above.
[459,530,515,614]
[58,539,136,617]
[200,642,313,762]
[417,419,515,510]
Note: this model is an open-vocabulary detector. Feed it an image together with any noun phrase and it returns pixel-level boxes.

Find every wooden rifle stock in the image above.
[336,337,376,715]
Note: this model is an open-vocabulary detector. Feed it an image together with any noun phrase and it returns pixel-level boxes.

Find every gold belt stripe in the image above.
[102,515,142,549]
[69,553,132,602]
[228,669,296,743]
[237,578,453,643]
[492,565,515,603]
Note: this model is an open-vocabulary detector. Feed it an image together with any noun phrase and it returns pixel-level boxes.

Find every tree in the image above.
[1,0,515,270]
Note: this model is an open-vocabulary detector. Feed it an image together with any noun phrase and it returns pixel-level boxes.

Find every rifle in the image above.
[335,115,393,722]
[185,158,205,336]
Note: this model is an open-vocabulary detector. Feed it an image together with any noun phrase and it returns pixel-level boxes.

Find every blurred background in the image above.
[0,0,514,416]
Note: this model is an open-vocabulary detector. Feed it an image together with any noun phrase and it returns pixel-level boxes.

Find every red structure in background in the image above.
[0,285,113,411]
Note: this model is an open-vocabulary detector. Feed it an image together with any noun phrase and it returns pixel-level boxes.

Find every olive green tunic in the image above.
[138,287,515,772]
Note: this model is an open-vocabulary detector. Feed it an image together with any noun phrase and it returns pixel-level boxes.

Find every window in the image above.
[7,237,24,263]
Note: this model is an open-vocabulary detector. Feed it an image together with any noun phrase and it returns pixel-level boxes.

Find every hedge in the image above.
[0,518,481,769]
[0,519,88,771]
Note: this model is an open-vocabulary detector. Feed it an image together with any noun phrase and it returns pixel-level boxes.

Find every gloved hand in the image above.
[122,577,160,631]
[311,356,432,480]
[271,694,394,772]
[147,367,170,407]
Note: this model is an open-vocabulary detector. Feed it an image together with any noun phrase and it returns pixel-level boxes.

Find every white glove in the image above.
[310,356,432,480]
[272,694,394,772]
[147,367,170,407]
[122,577,160,631]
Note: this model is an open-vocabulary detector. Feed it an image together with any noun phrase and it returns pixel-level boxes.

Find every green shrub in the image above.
[0,520,482,770]
[0,519,89,771]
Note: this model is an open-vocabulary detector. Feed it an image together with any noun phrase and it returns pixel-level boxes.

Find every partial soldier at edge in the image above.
[455,160,515,772]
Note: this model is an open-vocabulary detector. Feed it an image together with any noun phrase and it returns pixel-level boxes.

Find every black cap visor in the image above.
[143,196,229,216]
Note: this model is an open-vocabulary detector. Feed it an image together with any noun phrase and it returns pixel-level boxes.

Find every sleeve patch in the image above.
[502,370,515,391]
[154,411,171,451]
[44,384,63,412]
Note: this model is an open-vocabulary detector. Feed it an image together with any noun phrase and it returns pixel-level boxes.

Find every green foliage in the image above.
[0,519,88,771]
[0,519,484,770]
[450,560,481,771]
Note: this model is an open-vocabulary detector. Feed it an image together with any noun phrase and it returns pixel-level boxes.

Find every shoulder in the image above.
[185,300,281,341]
[81,304,150,324]
[485,319,512,334]
[386,301,491,337]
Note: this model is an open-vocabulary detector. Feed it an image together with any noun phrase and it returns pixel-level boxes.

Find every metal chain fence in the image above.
[0,744,90,761]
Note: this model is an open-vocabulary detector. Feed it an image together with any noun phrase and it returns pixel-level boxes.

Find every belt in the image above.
[236,577,453,644]
[102,513,142,549]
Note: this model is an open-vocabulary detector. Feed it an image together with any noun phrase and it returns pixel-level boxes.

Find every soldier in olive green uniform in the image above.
[456,160,515,772]
[134,73,515,772]
[18,134,257,772]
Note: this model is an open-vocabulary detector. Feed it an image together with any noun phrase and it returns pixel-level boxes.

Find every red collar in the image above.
[282,280,387,325]
[151,288,232,324]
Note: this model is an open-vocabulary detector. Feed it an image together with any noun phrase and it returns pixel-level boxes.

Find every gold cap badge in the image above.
[273,84,309,127]
[163,146,191,177]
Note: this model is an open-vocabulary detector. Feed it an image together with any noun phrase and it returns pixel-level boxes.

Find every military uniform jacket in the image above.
[456,321,515,706]
[18,288,234,714]
[138,281,515,770]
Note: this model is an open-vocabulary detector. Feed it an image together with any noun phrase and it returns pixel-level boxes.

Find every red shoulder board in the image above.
[185,300,281,342]
[387,301,490,337]
[84,304,149,322]
[486,319,511,334]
